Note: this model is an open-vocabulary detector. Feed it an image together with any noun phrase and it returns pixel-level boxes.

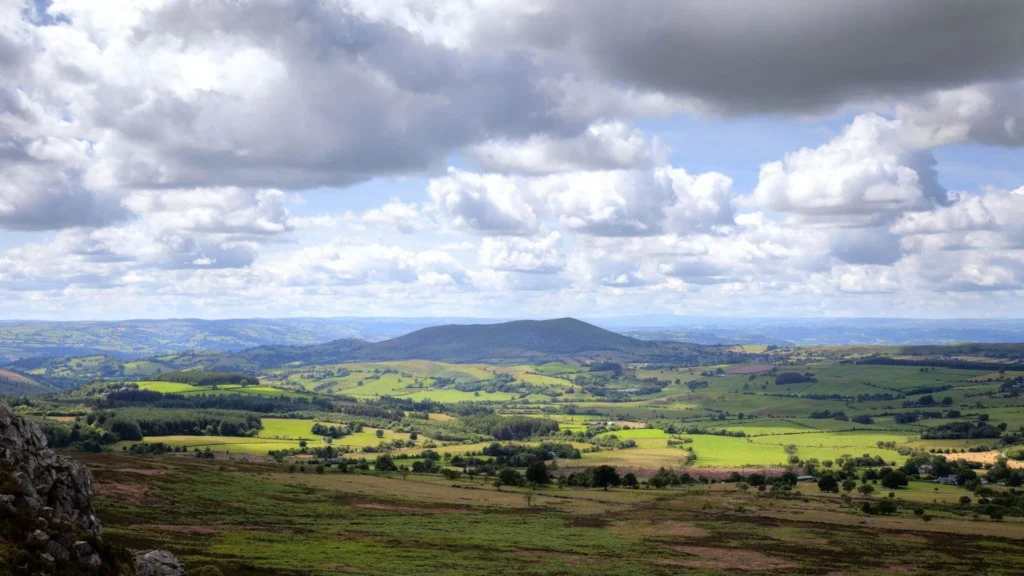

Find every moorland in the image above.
[5,317,1024,575]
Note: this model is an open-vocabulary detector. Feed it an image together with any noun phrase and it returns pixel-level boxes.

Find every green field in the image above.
[77,453,1024,576]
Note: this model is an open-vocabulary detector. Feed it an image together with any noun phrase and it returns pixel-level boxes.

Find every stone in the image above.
[46,540,71,562]
[1,400,111,572]
[80,553,103,569]
[27,529,50,546]
[135,549,187,576]
[72,540,95,558]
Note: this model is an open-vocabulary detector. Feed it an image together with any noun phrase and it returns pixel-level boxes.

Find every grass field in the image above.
[81,453,1024,576]
[135,381,308,398]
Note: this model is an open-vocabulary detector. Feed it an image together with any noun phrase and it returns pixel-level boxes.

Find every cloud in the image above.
[467,122,668,174]
[361,198,429,233]
[122,187,292,238]
[895,82,1024,147]
[8,0,618,195]
[831,264,900,294]
[478,231,565,274]
[660,168,735,234]
[427,169,539,235]
[750,114,948,226]
[537,169,675,236]
[528,0,1024,115]
[267,242,468,288]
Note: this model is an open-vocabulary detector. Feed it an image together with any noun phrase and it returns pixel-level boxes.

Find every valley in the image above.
[5,318,1024,575]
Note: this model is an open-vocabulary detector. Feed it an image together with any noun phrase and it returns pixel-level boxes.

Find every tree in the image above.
[881,470,908,490]
[375,454,398,472]
[498,467,524,487]
[857,484,874,496]
[817,474,839,493]
[874,499,898,515]
[525,461,550,485]
[623,472,638,488]
[842,479,857,493]
[375,429,385,438]
[591,465,620,490]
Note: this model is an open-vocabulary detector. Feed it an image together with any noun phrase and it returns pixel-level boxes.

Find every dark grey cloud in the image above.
[528,0,1024,114]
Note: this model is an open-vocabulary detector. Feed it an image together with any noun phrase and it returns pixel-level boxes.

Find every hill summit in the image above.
[356,317,655,362]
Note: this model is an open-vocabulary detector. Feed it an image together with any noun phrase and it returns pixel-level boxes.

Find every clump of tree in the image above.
[648,467,697,488]
[100,389,333,413]
[775,372,817,385]
[921,420,1004,440]
[311,422,353,439]
[462,415,559,440]
[150,371,259,387]
[481,442,580,467]
[557,465,621,490]
[92,408,262,440]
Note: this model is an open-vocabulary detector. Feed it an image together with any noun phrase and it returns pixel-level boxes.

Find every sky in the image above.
[1,0,1024,321]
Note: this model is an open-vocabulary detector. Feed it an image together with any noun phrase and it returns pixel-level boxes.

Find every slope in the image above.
[348,318,660,362]
[0,368,55,396]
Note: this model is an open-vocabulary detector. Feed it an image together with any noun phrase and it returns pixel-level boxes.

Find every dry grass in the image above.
[944,450,1024,468]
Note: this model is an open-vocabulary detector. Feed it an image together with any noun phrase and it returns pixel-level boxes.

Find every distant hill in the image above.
[3,318,725,386]
[0,368,54,397]
[351,318,659,363]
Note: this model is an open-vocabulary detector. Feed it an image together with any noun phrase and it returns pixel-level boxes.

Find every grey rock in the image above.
[0,401,101,541]
[72,540,94,558]
[135,549,187,576]
[45,540,70,562]
[80,553,103,570]
[27,529,50,546]
[1,400,109,571]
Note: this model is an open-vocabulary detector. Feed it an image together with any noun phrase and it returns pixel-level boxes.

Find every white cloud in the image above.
[123,187,292,237]
[537,169,675,236]
[478,231,565,274]
[265,242,468,288]
[750,114,948,226]
[361,198,430,233]
[468,122,668,174]
[426,169,539,235]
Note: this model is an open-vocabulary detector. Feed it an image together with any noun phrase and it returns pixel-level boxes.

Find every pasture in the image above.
[80,453,1024,576]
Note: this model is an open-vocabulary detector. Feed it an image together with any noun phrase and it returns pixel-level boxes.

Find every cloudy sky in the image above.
[2,0,1024,320]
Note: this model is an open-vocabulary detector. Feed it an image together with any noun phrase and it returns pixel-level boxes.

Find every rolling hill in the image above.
[0,368,55,396]
[351,318,658,362]
[3,319,724,386]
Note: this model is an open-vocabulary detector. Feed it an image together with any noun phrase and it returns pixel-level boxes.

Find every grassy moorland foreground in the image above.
[84,453,1024,576]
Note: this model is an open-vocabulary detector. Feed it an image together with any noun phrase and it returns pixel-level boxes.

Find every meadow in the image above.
[82,453,1024,576]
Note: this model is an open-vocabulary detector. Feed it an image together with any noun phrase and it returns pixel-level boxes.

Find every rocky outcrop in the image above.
[134,550,186,576]
[0,400,185,575]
